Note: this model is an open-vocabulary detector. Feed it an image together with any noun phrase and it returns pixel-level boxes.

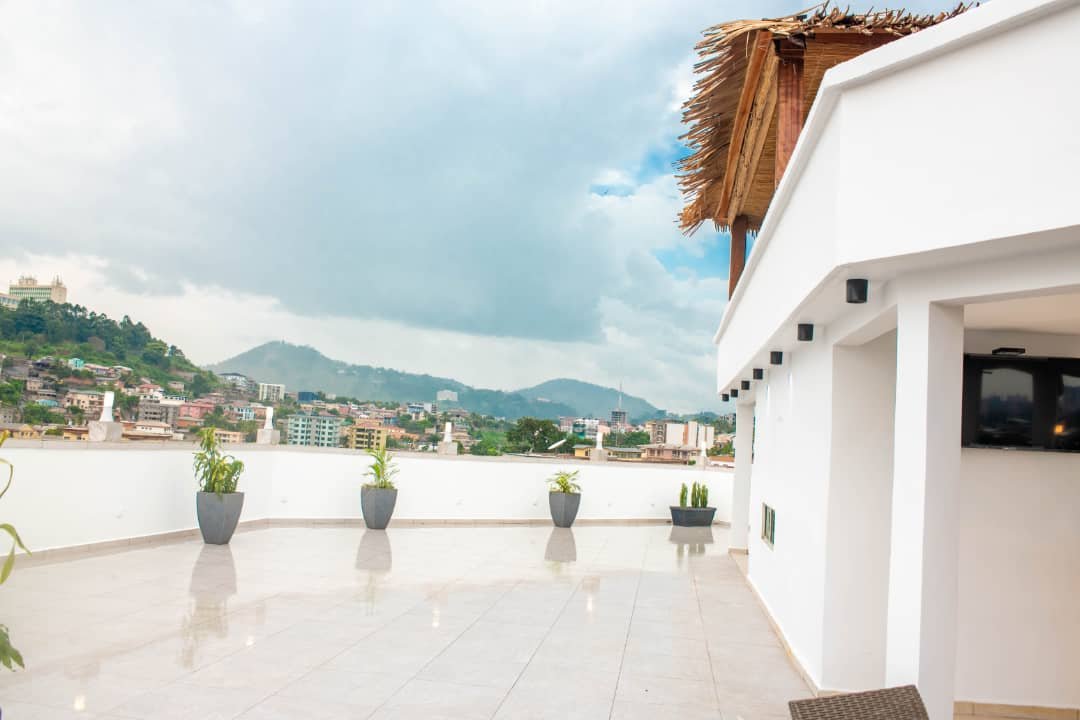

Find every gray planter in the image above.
[196,491,244,545]
[669,506,716,527]
[362,486,398,530]
[549,492,581,528]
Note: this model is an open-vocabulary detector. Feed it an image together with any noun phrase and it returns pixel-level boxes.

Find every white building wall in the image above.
[837,1,1080,265]
[952,330,1080,708]
[957,449,1080,708]
[1,446,731,553]
[821,330,896,691]
[745,336,835,683]
[711,3,1080,711]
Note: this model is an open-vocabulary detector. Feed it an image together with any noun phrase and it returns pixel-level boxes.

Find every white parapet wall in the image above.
[1,443,732,553]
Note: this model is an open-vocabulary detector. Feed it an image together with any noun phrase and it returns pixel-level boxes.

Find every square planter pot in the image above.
[549,492,581,528]
[196,491,245,545]
[669,506,716,527]
[362,486,398,530]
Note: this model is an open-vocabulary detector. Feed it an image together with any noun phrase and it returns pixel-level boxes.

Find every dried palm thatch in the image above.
[677,2,971,234]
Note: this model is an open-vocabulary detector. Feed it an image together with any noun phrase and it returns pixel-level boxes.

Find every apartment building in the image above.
[258,383,286,403]
[345,424,387,451]
[286,412,342,448]
[137,398,183,429]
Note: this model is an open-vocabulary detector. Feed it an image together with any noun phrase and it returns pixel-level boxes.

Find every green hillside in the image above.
[208,341,659,421]
[515,378,661,421]
[0,300,217,392]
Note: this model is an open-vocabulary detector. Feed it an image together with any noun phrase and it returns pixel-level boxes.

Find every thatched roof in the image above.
[677,2,971,234]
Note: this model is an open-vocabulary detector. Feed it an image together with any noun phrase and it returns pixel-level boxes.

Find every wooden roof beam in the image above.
[715,30,772,222]
[726,52,778,228]
[775,38,805,187]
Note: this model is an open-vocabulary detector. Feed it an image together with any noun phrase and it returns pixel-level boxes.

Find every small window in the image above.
[761,504,776,548]
[977,366,1034,447]
[1052,372,1080,451]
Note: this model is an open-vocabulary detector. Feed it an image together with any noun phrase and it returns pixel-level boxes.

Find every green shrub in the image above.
[548,469,580,494]
[700,484,709,508]
[0,431,29,670]
[363,447,398,490]
[193,427,244,496]
[679,483,688,507]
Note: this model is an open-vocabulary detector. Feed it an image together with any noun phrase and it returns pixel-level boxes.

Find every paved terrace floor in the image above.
[0,525,810,719]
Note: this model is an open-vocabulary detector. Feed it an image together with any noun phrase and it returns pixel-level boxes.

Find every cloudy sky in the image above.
[0,0,942,413]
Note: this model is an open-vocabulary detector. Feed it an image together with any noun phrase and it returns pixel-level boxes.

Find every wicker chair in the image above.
[789,685,929,720]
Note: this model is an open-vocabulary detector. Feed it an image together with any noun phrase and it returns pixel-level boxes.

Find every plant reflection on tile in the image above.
[181,544,236,668]
[355,529,393,612]
[543,527,576,564]
[669,526,714,567]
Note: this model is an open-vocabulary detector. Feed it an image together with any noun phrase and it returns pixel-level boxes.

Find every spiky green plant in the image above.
[0,431,30,670]
[363,447,398,489]
[548,469,580,494]
[679,483,688,508]
[193,427,244,496]
[699,484,709,508]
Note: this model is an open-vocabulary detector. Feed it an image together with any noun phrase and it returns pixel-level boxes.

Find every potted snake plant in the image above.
[361,447,398,530]
[194,427,245,545]
[670,481,715,526]
[548,469,581,528]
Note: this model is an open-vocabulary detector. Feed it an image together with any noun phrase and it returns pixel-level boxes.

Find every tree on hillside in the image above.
[611,429,650,447]
[21,404,64,425]
[506,417,563,453]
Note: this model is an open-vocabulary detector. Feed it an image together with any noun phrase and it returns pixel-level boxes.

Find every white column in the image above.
[730,400,754,551]
[886,300,963,720]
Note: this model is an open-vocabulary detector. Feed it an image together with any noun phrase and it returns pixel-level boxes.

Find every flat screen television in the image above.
[962,353,1080,452]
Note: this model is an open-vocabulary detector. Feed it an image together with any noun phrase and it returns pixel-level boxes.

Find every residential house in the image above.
[0,423,42,440]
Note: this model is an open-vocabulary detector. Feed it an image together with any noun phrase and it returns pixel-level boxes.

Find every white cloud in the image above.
[0,0,800,411]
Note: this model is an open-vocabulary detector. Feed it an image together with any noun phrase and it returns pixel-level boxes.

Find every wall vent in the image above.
[761,504,776,548]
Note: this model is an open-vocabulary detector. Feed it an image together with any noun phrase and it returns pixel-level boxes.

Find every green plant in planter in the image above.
[363,447,398,489]
[679,483,688,508]
[0,431,30,670]
[193,427,244,496]
[548,469,580,494]
[699,484,709,508]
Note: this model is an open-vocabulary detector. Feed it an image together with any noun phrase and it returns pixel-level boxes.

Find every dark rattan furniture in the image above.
[789,685,929,720]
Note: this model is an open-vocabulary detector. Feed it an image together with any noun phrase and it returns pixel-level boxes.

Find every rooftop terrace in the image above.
[1,524,808,719]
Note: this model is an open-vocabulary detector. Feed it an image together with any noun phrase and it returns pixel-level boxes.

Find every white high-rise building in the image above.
[257,383,285,403]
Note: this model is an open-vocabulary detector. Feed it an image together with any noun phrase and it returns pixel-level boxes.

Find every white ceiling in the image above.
[964,292,1080,335]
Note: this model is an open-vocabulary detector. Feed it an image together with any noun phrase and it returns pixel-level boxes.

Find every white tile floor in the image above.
[0,525,811,719]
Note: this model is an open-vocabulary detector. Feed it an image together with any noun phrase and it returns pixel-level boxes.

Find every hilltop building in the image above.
[0,276,67,308]
[217,372,252,391]
[436,389,458,402]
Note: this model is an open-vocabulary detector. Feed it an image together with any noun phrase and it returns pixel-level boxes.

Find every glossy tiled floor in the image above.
[0,525,810,719]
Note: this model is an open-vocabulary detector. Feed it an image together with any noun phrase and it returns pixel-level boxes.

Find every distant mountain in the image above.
[207,341,601,420]
[515,378,660,421]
